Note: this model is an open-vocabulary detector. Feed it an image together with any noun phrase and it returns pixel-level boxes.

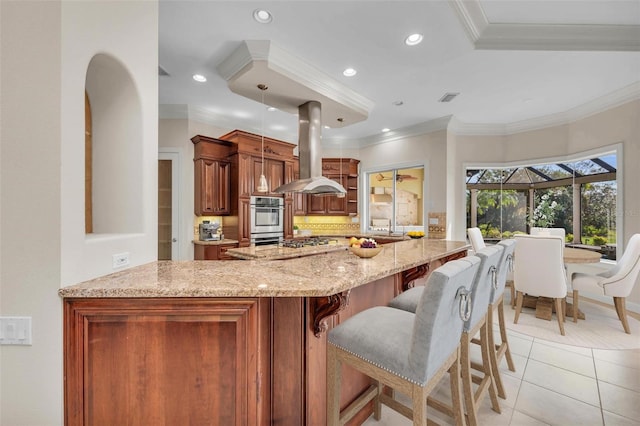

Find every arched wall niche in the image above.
[85,53,143,234]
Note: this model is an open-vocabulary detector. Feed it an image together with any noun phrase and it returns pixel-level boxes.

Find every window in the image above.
[466,152,617,258]
[367,166,424,233]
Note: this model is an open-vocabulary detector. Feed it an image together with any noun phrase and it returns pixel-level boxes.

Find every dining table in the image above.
[521,246,602,320]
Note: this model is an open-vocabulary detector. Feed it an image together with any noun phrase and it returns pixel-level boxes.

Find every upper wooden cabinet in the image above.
[304,158,360,216]
[194,159,230,215]
[192,135,233,216]
[252,157,285,195]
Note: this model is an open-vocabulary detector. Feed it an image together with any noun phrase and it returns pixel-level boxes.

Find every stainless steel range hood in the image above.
[274,101,346,195]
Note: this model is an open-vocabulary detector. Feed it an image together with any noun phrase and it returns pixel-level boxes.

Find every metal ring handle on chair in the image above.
[456,287,472,322]
[507,254,514,272]
[490,265,498,290]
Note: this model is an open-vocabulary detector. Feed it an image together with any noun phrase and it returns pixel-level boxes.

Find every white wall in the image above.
[358,130,449,214]
[60,0,158,286]
[0,1,158,424]
[448,100,640,304]
[1,2,63,424]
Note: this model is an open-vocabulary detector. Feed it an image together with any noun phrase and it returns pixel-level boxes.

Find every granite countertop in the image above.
[193,239,239,246]
[227,240,349,260]
[58,239,469,299]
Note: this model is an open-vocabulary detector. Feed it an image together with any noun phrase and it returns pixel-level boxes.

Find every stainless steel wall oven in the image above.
[250,196,284,245]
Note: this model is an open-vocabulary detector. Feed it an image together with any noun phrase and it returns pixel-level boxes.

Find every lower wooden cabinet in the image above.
[194,242,239,260]
[63,298,269,426]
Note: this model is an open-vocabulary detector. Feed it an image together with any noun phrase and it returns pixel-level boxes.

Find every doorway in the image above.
[158,151,181,260]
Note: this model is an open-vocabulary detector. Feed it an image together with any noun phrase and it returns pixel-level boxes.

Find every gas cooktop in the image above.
[280,237,337,248]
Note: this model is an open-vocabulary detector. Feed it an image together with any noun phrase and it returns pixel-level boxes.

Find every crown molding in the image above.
[449,0,640,51]
[450,82,640,135]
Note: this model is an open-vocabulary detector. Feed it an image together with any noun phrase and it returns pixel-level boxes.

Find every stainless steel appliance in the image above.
[199,221,220,241]
[250,196,284,245]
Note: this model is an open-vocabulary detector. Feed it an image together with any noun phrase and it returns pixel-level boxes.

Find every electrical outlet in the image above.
[112,252,130,269]
[0,317,32,345]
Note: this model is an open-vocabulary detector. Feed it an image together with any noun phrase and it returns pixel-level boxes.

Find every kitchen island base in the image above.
[62,241,468,425]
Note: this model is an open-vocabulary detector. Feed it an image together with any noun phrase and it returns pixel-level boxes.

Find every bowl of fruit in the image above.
[348,237,383,258]
[407,231,425,239]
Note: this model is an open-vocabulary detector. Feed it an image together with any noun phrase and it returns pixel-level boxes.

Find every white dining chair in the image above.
[513,234,568,335]
[571,233,640,334]
[467,227,486,252]
[531,227,566,242]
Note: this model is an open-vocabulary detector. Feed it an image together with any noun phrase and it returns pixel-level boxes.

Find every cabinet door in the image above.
[238,154,253,198]
[306,193,326,215]
[63,298,267,425]
[326,176,347,215]
[195,159,230,215]
[194,245,219,260]
[268,160,284,193]
[238,198,251,247]
[215,161,231,215]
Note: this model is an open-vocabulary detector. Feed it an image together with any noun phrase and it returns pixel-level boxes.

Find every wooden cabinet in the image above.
[304,158,360,216]
[194,242,239,260]
[191,135,233,216]
[63,298,269,426]
[194,159,230,215]
[252,157,284,195]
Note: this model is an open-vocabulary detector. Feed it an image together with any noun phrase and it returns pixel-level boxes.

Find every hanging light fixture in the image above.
[256,84,269,193]
[336,118,346,198]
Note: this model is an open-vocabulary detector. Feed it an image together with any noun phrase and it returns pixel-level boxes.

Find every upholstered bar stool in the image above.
[389,246,504,426]
[327,257,480,426]
[472,239,516,400]
[458,245,503,426]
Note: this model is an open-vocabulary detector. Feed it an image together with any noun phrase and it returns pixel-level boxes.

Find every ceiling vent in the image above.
[158,65,170,77]
[438,92,459,103]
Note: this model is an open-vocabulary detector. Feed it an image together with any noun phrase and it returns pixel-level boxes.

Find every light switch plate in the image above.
[0,316,32,345]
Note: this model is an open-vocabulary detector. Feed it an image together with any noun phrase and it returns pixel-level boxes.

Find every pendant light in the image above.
[336,118,346,198]
[256,84,269,193]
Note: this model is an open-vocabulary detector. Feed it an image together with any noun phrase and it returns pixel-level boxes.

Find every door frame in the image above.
[159,149,182,260]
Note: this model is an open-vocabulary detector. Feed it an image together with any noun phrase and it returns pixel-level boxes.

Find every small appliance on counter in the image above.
[199,221,221,241]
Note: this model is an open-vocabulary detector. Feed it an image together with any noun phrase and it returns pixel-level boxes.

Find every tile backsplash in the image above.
[294,216,360,235]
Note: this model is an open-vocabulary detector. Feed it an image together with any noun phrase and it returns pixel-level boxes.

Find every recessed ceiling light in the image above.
[267,106,276,112]
[405,33,424,46]
[192,74,207,83]
[253,9,272,24]
[381,128,390,133]
[343,68,357,77]
[393,100,404,106]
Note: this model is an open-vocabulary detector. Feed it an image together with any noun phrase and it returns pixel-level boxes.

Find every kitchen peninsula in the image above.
[60,239,468,425]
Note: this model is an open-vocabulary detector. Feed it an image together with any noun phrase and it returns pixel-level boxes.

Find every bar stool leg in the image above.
[487,304,506,399]
[480,322,501,413]
[497,297,515,372]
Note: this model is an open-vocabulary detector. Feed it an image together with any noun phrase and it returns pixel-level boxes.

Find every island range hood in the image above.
[273,101,346,195]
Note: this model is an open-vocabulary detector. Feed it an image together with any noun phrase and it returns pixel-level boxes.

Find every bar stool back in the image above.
[327,257,480,426]
[460,245,504,426]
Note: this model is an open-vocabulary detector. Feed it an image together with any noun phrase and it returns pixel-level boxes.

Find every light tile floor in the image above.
[363,325,640,426]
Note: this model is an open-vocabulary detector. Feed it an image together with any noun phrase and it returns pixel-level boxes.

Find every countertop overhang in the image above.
[58,239,469,299]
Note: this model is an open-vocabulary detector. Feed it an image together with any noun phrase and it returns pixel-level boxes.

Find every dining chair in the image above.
[388,246,504,426]
[467,227,486,252]
[571,233,640,334]
[531,227,566,242]
[513,234,568,335]
[327,257,480,426]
